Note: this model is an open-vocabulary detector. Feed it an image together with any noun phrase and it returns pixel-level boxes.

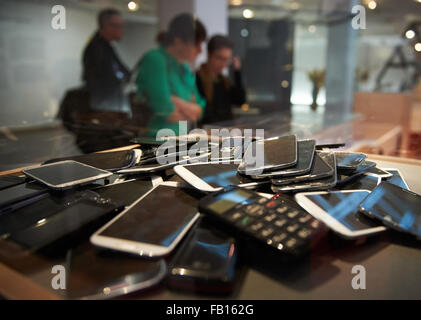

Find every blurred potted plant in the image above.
[307,69,325,111]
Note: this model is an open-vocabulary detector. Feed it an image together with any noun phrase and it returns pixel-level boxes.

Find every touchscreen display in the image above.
[336,152,366,168]
[99,186,198,247]
[336,174,380,191]
[243,135,297,169]
[206,189,253,214]
[385,169,409,190]
[359,182,421,236]
[188,164,254,187]
[306,191,380,231]
[24,161,111,187]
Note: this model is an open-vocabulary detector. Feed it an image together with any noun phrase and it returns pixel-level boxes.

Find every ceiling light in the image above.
[230,0,243,5]
[415,43,421,52]
[128,1,139,11]
[308,25,316,33]
[405,30,416,39]
[368,1,377,10]
[243,9,254,19]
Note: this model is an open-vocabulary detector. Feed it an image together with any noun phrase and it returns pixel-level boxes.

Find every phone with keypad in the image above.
[198,188,325,258]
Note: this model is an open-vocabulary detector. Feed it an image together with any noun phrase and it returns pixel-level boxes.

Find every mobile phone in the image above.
[336,161,377,186]
[167,218,237,294]
[271,152,333,186]
[359,181,421,239]
[363,166,393,179]
[117,151,210,174]
[238,135,297,175]
[0,177,161,239]
[22,160,112,190]
[209,146,243,162]
[0,181,48,215]
[90,182,201,257]
[174,163,269,193]
[334,174,381,191]
[66,242,166,299]
[250,140,316,179]
[0,176,26,190]
[382,168,410,190]
[131,136,200,146]
[6,190,123,250]
[43,150,141,172]
[335,152,366,172]
[295,190,386,239]
[271,151,337,193]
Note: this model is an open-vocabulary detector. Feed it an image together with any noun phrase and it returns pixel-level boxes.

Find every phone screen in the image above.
[168,221,237,290]
[0,176,26,191]
[335,174,380,191]
[23,161,111,188]
[99,185,199,247]
[359,181,421,237]
[261,140,315,177]
[336,152,366,169]
[186,163,257,188]
[272,152,336,191]
[242,135,297,171]
[44,150,135,171]
[66,242,165,299]
[9,193,120,249]
[205,189,254,215]
[384,169,410,190]
[0,182,47,209]
[304,191,380,231]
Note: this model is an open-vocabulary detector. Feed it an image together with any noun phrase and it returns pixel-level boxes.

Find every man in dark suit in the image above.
[82,8,130,113]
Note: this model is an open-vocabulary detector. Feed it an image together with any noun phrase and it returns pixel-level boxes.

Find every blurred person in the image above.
[82,8,130,113]
[135,13,207,136]
[196,35,246,125]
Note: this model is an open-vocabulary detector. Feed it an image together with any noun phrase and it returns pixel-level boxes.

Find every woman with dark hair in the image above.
[196,35,246,125]
[136,13,207,136]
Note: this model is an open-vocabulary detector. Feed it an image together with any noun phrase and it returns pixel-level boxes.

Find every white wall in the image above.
[0,0,157,127]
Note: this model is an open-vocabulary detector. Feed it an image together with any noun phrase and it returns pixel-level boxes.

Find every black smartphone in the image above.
[6,190,123,250]
[65,242,166,299]
[334,173,381,191]
[359,181,421,239]
[271,151,337,192]
[0,176,26,191]
[0,181,48,215]
[43,150,140,172]
[335,152,366,172]
[336,161,377,185]
[271,151,333,186]
[131,136,200,146]
[238,135,297,174]
[167,218,238,294]
[251,139,316,179]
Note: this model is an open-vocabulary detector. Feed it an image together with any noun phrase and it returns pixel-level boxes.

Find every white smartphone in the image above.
[295,190,386,239]
[90,181,200,257]
[22,160,112,190]
[117,151,210,174]
[174,162,269,193]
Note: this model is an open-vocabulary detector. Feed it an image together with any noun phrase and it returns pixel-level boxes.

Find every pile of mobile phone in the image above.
[295,178,421,241]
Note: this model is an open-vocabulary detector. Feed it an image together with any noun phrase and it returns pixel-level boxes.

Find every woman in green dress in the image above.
[136,13,207,137]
